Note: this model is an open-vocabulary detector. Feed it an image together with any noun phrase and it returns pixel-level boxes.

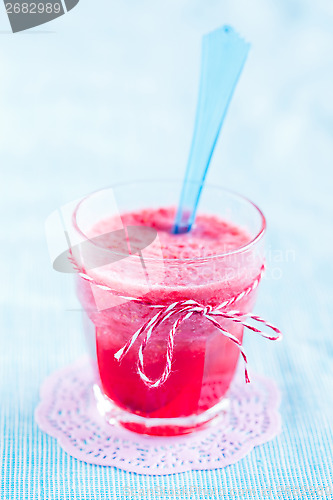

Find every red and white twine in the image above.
[72,259,282,389]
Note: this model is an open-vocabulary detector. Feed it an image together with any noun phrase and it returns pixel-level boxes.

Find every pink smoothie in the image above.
[76,207,262,435]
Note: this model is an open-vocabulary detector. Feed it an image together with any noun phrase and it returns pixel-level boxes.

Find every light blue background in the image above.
[0,1,332,499]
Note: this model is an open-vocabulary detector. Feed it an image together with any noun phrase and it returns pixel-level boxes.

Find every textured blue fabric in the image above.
[1,1,333,498]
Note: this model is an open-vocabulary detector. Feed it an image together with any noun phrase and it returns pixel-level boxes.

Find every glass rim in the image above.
[72,179,266,263]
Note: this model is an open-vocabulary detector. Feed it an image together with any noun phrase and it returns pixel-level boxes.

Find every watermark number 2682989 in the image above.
[3,0,80,33]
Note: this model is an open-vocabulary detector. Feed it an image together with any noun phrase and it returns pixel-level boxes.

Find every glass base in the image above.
[93,384,230,436]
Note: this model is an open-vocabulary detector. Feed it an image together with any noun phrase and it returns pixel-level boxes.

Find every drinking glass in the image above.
[70,180,266,436]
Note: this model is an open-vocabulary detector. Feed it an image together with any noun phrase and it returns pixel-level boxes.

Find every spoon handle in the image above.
[173,26,250,234]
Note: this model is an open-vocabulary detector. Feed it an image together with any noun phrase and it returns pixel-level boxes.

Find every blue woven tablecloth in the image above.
[1,1,332,498]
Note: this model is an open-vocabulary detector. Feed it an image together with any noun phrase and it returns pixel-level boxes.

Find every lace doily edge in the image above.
[34,356,282,474]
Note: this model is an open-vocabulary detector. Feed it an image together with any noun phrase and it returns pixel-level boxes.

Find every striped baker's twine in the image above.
[70,256,265,309]
[113,274,282,388]
[70,257,282,388]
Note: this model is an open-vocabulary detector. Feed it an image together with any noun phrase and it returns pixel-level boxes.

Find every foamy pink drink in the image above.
[72,183,265,435]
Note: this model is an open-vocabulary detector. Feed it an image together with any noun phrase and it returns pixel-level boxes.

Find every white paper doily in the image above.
[35,356,281,474]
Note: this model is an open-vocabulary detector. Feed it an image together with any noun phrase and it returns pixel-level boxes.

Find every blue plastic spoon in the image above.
[173,26,250,234]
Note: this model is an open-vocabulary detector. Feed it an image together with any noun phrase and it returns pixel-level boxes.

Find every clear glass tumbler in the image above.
[70,180,266,436]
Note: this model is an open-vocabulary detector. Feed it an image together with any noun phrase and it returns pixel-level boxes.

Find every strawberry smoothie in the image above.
[75,206,263,435]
